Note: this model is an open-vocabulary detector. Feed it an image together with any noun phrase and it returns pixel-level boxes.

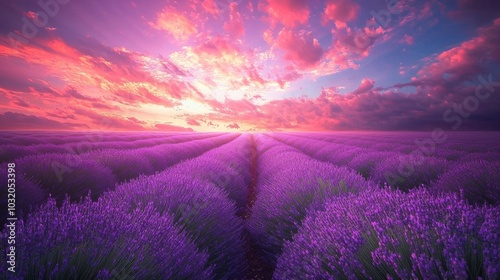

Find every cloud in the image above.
[0,112,83,130]
[414,18,500,87]
[193,18,500,132]
[155,123,194,132]
[224,2,245,37]
[276,29,323,68]
[261,0,310,28]
[276,67,302,89]
[169,35,281,98]
[46,109,76,120]
[149,7,197,42]
[351,79,375,95]
[71,108,147,131]
[202,0,220,16]
[187,118,201,126]
[311,26,379,76]
[66,87,95,101]
[401,34,414,45]
[449,0,500,26]
[90,102,119,110]
[322,0,360,29]
[159,55,189,77]
[128,117,147,125]
[227,123,240,129]
[13,98,31,108]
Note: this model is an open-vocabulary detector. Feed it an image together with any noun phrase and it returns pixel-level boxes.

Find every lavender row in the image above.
[0,131,171,146]
[271,133,500,204]
[0,133,224,163]
[166,134,252,216]
[284,132,500,154]
[275,187,500,279]
[0,197,214,279]
[430,160,500,205]
[247,135,372,267]
[80,135,252,279]
[269,133,451,191]
[81,133,238,182]
[1,134,251,279]
[0,134,238,222]
[0,131,211,146]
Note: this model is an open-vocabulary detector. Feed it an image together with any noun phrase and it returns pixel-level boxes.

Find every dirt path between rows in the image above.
[242,135,274,280]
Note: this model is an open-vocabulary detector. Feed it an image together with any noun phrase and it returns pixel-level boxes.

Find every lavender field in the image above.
[1,131,500,279]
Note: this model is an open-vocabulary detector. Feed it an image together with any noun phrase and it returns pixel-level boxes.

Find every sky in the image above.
[0,0,499,132]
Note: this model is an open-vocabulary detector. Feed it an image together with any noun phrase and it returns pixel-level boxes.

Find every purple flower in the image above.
[431,160,500,205]
[0,197,213,279]
[274,187,500,280]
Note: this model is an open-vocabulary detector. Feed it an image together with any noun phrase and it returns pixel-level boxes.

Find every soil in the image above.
[242,135,274,280]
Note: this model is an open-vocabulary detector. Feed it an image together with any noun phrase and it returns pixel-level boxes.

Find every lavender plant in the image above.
[101,171,246,279]
[16,154,117,203]
[371,155,449,191]
[83,149,155,182]
[431,160,500,205]
[168,134,251,215]
[348,151,397,178]
[275,187,500,280]
[248,139,371,266]
[0,197,213,279]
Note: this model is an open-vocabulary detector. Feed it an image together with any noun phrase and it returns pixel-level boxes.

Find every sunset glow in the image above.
[1,0,499,131]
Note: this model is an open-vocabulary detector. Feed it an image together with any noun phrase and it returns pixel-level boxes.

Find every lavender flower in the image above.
[431,160,500,205]
[249,135,371,266]
[371,155,449,191]
[101,171,246,279]
[0,197,213,279]
[16,154,117,204]
[275,187,500,280]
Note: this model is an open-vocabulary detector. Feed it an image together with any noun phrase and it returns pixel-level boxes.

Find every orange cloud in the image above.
[149,7,197,42]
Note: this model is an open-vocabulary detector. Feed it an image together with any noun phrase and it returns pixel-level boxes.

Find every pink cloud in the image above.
[186,19,500,132]
[351,79,375,95]
[202,0,220,17]
[276,29,323,68]
[262,0,310,28]
[224,2,245,37]
[70,107,150,131]
[263,29,274,44]
[0,112,86,130]
[314,25,383,75]
[227,123,241,129]
[155,123,194,132]
[187,118,201,126]
[401,34,414,45]
[449,0,500,26]
[322,0,360,29]
[277,67,302,89]
[416,18,500,83]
